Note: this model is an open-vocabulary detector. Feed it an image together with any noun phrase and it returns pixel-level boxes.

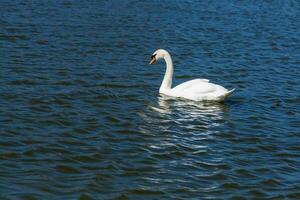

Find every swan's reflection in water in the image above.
[150,95,228,131]
[139,95,229,151]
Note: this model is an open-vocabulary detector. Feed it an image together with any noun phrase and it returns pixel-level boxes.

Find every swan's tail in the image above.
[218,88,235,101]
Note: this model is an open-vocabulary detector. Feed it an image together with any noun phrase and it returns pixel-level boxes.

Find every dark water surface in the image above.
[1,0,300,199]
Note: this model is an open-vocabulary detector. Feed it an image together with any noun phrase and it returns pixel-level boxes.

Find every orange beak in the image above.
[149,54,156,64]
[149,58,156,64]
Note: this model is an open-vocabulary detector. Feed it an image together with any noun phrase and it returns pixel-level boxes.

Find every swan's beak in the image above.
[149,55,156,65]
[149,58,156,64]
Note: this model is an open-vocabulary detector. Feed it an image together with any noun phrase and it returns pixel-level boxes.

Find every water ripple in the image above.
[1,0,300,199]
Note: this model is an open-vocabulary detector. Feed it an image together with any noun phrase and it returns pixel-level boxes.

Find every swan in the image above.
[149,49,235,102]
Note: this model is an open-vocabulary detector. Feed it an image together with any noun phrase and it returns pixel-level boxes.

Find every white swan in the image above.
[149,49,235,102]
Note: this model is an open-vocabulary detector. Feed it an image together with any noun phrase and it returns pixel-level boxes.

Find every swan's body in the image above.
[149,49,234,102]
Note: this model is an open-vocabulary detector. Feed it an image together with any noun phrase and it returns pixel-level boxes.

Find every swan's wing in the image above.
[171,79,230,100]
[183,82,216,95]
[169,79,234,101]
[172,79,210,92]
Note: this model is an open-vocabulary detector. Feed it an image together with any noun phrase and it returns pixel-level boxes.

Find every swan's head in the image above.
[149,49,169,65]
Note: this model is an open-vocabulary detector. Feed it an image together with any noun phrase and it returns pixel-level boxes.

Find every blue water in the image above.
[1,0,300,199]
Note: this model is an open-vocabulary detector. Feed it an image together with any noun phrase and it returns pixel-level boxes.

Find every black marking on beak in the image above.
[149,54,157,64]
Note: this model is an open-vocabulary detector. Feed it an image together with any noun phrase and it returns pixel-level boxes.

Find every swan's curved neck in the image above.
[160,52,173,93]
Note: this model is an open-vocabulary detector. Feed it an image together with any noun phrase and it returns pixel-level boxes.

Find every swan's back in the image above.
[169,79,233,101]
[172,79,210,91]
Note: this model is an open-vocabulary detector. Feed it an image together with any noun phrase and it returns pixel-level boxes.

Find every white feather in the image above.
[151,49,234,102]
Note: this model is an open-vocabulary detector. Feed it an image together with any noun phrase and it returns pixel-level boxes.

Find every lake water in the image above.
[1,0,300,199]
